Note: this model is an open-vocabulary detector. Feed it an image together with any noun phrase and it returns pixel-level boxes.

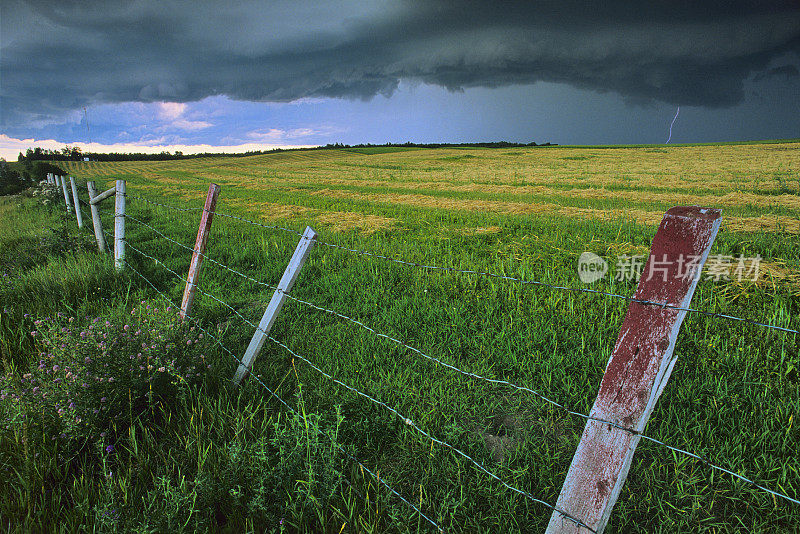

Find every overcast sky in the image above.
[1,1,799,158]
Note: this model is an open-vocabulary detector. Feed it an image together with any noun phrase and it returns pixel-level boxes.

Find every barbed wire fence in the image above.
[46,175,800,531]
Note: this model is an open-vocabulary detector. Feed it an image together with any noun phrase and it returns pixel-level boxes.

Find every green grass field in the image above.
[2,142,799,532]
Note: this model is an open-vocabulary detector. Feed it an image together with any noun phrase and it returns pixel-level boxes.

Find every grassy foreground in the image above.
[2,142,799,532]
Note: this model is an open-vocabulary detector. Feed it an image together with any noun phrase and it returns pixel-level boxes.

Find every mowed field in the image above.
[2,142,798,532]
[65,142,800,236]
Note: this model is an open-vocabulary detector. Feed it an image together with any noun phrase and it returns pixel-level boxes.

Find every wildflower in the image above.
[105,445,114,453]
[30,331,37,337]
[123,325,130,331]
[53,365,59,371]
[100,397,107,403]
[100,432,106,437]
[158,367,165,372]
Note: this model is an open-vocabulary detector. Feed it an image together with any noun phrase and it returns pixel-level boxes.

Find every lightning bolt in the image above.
[666,106,680,144]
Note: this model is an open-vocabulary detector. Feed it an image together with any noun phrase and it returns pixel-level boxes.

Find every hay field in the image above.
[65,142,800,235]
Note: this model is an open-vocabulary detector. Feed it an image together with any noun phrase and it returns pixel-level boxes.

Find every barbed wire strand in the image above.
[127,194,204,212]
[123,241,594,531]
[120,220,640,432]
[123,215,800,507]
[314,239,799,335]
[126,195,796,335]
[122,258,443,532]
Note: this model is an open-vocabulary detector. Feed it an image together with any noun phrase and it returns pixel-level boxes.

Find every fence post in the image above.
[69,177,83,228]
[114,180,126,271]
[546,206,722,534]
[54,174,59,187]
[180,183,221,319]
[232,225,317,385]
[60,176,73,213]
[86,181,108,253]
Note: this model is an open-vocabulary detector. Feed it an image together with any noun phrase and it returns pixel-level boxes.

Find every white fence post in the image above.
[114,180,126,271]
[546,206,722,534]
[232,226,317,385]
[69,176,83,228]
[180,183,221,320]
[60,176,73,213]
[87,181,108,252]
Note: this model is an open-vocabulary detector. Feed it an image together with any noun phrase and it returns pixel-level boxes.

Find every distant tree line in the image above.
[17,140,555,164]
[322,141,555,149]
[16,146,282,163]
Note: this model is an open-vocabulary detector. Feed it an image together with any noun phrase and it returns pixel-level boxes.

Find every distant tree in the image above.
[0,159,28,196]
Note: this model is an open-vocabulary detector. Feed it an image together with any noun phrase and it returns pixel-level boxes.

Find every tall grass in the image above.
[2,143,799,532]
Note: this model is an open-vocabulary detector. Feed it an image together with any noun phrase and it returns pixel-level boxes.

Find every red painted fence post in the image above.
[546,206,722,534]
[180,183,221,319]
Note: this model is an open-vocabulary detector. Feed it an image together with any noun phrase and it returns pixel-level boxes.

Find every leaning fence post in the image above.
[60,176,73,213]
[87,181,108,252]
[546,206,722,534]
[114,180,126,271]
[69,176,83,228]
[232,226,317,385]
[180,183,221,319]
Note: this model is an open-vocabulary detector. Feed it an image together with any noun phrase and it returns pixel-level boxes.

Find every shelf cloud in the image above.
[2,0,799,128]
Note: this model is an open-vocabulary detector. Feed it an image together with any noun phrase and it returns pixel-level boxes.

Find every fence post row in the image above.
[232,225,318,385]
[86,181,108,253]
[546,206,722,534]
[180,183,222,319]
[114,180,126,271]
[59,176,73,213]
[69,177,83,228]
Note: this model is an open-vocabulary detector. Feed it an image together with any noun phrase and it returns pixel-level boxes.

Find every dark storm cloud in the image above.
[2,0,799,126]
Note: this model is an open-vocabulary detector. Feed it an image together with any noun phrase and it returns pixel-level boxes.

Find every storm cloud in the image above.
[2,0,799,127]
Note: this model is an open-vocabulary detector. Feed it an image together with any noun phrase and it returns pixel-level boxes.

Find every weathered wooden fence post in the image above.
[60,176,73,213]
[114,180,126,271]
[180,183,221,319]
[546,206,722,534]
[69,176,83,228]
[54,174,60,187]
[232,226,317,385]
[87,181,108,252]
